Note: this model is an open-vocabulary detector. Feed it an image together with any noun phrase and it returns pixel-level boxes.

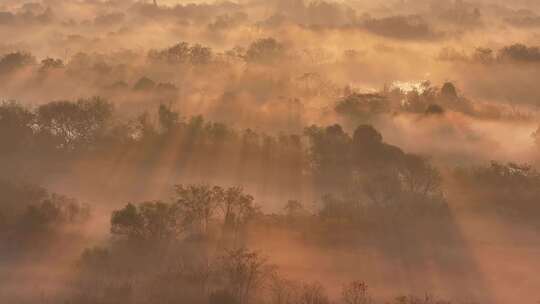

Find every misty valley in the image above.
[1,1,540,304]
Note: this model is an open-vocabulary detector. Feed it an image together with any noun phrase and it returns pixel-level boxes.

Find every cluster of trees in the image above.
[0,36,290,100]
[71,182,456,304]
[333,81,516,121]
[2,96,537,227]
[0,37,289,105]
[76,244,378,304]
[148,42,214,66]
[147,38,288,66]
[452,162,540,222]
[0,98,113,154]
[440,43,540,64]
[386,82,470,116]
[0,99,305,192]
[305,124,443,204]
[111,184,258,243]
[0,179,89,255]
[0,51,37,75]
[0,40,526,131]
[0,3,52,26]
[73,184,266,304]
[0,170,533,304]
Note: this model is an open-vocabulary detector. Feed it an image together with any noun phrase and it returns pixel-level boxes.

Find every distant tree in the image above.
[440,82,458,100]
[472,47,494,64]
[189,44,213,65]
[498,43,540,62]
[133,76,156,91]
[149,42,190,64]
[0,52,36,75]
[155,82,178,97]
[217,248,274,304]
[175,184,223,235]
[39,57,64,72]
[335,93,389,121]
[351,124,404,171]
[0,101,35,154]
[304,124,352,191]
[342,281,371,304]
[21,198,61,232]
[425,104,445,115]
[453,161,540,218]
[0,179,89,253]
[148,42,213,65]
[245,38,286,65]
[306,123,444,207]
[220,187,257,233]
[36,97,113,151]
[400,154,442,198]
[352,124,383,144]
[17,193,89,237]
[111,201,183,242]
[158,104,180,132]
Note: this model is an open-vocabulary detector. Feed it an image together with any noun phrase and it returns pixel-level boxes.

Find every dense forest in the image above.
[2,0,540,304]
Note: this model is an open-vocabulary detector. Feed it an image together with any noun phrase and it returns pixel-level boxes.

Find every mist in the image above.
[1,1,540,304]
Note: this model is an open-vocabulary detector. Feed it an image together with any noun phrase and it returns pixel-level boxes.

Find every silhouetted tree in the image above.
[305,124,352,191]
[148,42,213,65]
[39,57,64,72]
[498,43,540,62]
[36,97,113,151]
[0,52,36,75]
[189,44,213,65]
[472,47,494,63]
[0,101,35,154]
[245,38,286,65]
[425,104,445,115]
[220,187,257,234]
[335,93,389,122]
[133,76,156,91]
[175,184,222,235]
[400,154,442,198]
[111,201,183,242]
[158,104,180,132]
[440,82,458,100]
